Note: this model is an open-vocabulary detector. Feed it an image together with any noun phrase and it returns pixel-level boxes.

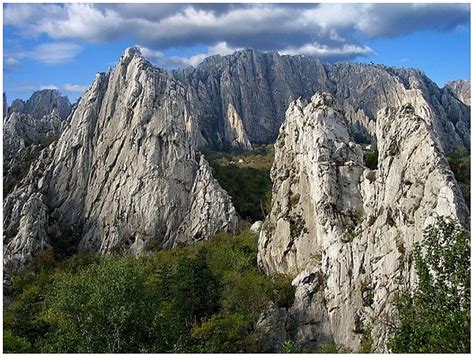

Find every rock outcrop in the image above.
[445,79,470,106]
[4,48,237,273]
[257,92,468,351]
[175,49,469,153]
[3,90,72,196]
[8,89,71,121]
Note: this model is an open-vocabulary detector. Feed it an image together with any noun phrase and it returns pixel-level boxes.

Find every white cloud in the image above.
[10,42,82,64]
[136,45,164,61]
[280,43,374,60]
[159,42,242,68]
[63,84,89,93]
[39,85,59,90]
[30,42,82,64]
[5,57,19,67]
[3,3,469,64]
[300,3,470,38]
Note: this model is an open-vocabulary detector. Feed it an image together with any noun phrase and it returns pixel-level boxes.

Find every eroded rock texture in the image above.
[257,92,468,351]
[175,49,469,153]
[445,79,470,106]
[4,48,237,273]
[3,90,72,196]
[8,89,71,121]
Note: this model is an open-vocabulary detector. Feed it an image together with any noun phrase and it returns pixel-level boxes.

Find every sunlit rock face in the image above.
[4,47,237,274]
[175,49,469,153]
[445,79,470,106]
[258,92,468,352]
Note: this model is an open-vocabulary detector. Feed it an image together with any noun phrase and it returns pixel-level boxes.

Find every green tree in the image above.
[4,229,296,353]
[3,330,33,353]
[389,217,470,353]
[42,257,177,352]
[166,253,221,325]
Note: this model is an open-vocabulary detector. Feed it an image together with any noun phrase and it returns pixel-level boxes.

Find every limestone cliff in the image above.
[257,92,468,351]
[4,48,237,273]
[175,49,469,153]
[3,90,72,196]
[445,79,470,106]
[8,89,71,121]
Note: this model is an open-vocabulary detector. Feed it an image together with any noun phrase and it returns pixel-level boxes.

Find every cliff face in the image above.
[3,90,72,196]
[445,79,470,106]
[257,93,468,351]
[3,47,470,349]
[175,49,469,153]
[9,89,72,121]
[4,48,237,273]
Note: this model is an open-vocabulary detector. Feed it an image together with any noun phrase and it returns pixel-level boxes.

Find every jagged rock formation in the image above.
[257,92,468,352]
[445,79,470,106]
[9,89,71,121]
[175,49,469,153]
[3,90,72,196]
[4,48,237,273]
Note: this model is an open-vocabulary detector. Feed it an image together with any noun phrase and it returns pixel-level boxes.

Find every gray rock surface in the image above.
[3,90,71,196]
[9,89,71,121]
[250,220,263,234]
[175,49,469,153]
[3,92,7,119]
[257,92,468,351]
[4,48,237,273]
[445,79,470,106]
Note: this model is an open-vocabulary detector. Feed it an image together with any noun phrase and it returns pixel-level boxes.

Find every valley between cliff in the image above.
[3,47,470,353]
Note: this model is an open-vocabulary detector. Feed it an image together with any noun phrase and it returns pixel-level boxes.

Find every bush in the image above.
[447,146,470,208]
[3,330,33,353]
[43,257,172,352]
[191,313,253,352]
[4,229,297,353]
[205,145,274,222]
[280,340,299,353]
[271,274,296,309]
[363,145,378,170]
[388,217,470,353]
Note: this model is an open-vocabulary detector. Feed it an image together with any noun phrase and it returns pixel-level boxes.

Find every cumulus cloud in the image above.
[158,42,242,68]
[4,3,470,64]
[136,45,164,61]
[63,84,89,93]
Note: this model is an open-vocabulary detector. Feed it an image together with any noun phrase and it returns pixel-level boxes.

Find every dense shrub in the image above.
[4,230,295,353]
[3,330,33,353]
[363,145,378,170]
[205,145,274,222]
[389,217,470,353]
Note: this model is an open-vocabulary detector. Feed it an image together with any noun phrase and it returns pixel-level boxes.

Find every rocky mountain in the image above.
[8,89,71,121]
[445,79,470,106]
[257,92,468,351]
[175,49,469,153]
[4,48,237,274]
[3,90,72,195]
[3,47,470,351]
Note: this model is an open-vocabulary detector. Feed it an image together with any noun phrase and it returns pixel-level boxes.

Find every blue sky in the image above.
[3,3,470,103]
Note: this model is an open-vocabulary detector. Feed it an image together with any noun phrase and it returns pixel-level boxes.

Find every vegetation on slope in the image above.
[204,144,274,222]
[3,230,295,353]
[446,146,470,208]
[4,132,59,196]
[389,217,470,353]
